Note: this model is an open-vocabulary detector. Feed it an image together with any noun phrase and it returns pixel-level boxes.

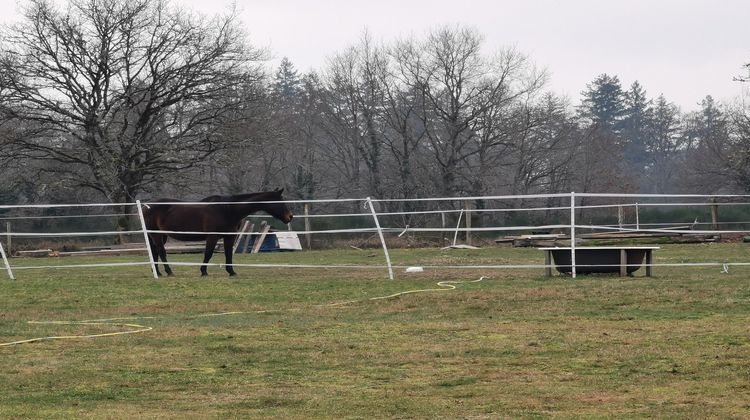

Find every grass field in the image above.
[1,244,749,418]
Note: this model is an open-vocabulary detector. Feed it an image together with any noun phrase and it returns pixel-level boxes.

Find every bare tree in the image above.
[0,0,265,209]
[380,44,429,202]
[727,102,750,191]
[315,32,389,197]
[679,96,737,193]
[682,97,750,193]
[398,26,547,197]
[503,94,579,196]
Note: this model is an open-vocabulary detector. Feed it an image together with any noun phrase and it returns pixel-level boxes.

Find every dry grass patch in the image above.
[1,244,749,417]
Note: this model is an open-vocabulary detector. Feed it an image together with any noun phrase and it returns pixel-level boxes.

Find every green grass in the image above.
[1,244,749,418]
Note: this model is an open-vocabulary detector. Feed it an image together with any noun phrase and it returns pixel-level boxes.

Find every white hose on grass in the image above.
[0,317,154,347]
[0,276,487,348]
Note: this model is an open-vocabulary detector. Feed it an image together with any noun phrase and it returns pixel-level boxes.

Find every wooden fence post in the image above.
[710,198,719,230]
[304,203,312,250]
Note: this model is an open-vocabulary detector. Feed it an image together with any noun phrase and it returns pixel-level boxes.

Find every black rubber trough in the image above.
[539,246,659,276]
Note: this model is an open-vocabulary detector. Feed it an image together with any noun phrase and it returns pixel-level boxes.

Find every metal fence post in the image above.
[5,221,10,257]
[464,200,472,245]
[453,208,464,246]
[0,238,14,280]
[136,200,159,279]
[570,191,577,279]
[635,202,640,230]
[366,197,394,280]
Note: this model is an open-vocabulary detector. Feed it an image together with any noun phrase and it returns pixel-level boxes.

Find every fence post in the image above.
[136,200,159,279]
[710,198,719,230]
[304,203,312,250]
[464,200,472,245]
[453,208,464,246]
[441,211,447,245]
[0,237,14,280]
[366,197,394,280]
[5,221,10,257]
[635,202,640,230]
[570,192,576,279]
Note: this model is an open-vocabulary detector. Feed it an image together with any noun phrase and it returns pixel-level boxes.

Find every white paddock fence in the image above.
[1,192,750,280]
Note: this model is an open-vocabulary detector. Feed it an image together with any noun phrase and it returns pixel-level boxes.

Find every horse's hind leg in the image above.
[223,235,237,276]
[201,236,220,276]
[158,236,173,276]
[147,235,163,277]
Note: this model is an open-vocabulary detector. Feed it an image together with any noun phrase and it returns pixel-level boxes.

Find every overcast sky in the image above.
[2,0,748,110]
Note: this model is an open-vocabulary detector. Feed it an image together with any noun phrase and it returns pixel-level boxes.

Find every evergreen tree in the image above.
[578,74,626,132]
[645,95,682,192]
[272,59,318,199]
[621,81,653,172]
[273,57,302,104]
[574,74,631,195]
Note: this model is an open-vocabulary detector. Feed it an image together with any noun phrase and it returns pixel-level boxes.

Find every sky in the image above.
[1,0,748,111]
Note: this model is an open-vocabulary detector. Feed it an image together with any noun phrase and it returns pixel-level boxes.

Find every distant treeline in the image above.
[1,0,749,219]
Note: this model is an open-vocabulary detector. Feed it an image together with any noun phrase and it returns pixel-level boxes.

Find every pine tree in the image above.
[621,81,653,171]
[578,74,626,133]
[574,74,632,194]
[645,95,682,192]
[272,58,318,199]
[273,57,302,106]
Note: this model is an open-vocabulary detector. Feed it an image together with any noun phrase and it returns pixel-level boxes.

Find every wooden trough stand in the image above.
[540,246,659,277]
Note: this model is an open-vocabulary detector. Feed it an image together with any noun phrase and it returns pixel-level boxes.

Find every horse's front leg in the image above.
[201,235,220,276]
[223,235,237,276]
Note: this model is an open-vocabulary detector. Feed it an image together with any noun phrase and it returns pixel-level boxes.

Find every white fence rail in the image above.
[1,192,750,280]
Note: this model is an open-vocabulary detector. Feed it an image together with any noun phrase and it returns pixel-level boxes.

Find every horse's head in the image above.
[267,188,294,224]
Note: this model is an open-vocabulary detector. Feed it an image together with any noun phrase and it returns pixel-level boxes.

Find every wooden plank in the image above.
[17,249,53,258]
[251,223,271,254]
[539,246,660,250]
[240,223,254,254]
[233,220,251,254]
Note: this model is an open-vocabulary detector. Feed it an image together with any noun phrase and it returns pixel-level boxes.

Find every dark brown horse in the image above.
[143,189,293,277]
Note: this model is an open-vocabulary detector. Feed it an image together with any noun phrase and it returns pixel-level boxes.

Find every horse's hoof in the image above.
[228,272,237,277]
[201,273,208,277]
[167,272,174,277]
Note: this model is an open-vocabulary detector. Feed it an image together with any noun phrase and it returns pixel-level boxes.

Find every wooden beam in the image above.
[251,223,271,254]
